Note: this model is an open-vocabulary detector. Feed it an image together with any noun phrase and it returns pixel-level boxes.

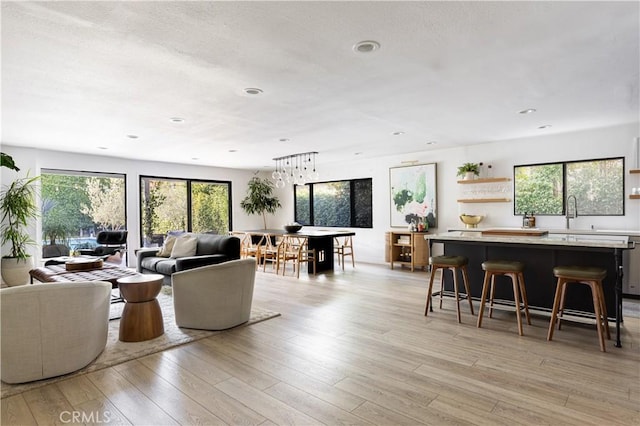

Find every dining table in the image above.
[243,228,355,273]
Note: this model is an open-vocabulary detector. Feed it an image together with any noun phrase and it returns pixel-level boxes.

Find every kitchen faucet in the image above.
[566,195,578,229]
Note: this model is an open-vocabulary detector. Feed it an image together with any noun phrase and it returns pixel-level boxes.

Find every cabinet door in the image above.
[384,232,390,263]
[413,234,429,267]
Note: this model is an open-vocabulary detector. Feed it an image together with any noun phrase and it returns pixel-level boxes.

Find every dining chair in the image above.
[280,235,316,278]
[334,234,355,270]
[256,233,283,273]
[229,231,250,258]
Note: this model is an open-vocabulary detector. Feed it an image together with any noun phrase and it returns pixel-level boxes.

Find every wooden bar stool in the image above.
[477,260,531,335]
[547,266,609,352]
[425,255,474,323]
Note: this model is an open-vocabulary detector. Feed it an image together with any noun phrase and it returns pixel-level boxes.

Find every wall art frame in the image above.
[389,162,437,228]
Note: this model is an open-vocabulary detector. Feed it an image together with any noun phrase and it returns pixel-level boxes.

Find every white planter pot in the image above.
[1,257,34,286]
[464,172,476,180]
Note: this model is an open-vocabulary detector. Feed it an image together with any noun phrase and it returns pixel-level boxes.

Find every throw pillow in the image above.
[156,235,177,258]
[170,234,198,258]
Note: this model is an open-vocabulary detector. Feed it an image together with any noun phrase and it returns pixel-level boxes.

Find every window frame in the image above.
[294,177,373,228]
[139,175,232,247]
[513,156,625,217]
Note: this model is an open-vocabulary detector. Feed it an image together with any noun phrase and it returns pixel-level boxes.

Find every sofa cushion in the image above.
[171,234,198,258]
[156,235,177,258]
[140,256,175,273]
[154,259,178,276]
[196,233,233,255]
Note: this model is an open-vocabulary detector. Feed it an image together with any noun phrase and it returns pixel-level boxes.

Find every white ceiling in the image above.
[2,1,639,171]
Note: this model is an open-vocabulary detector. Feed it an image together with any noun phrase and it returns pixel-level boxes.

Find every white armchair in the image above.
[1,281,111,384]
[172,258,256,330]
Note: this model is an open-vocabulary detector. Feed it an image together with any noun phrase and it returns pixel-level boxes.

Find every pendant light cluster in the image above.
[272,151,319,188]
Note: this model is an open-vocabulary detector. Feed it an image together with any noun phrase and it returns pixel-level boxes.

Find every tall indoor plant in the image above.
[1,169,40,286]
[240,176,282,229]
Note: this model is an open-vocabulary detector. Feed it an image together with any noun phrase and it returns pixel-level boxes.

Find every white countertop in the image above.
[429,231,634,249]
[448,227,640,238]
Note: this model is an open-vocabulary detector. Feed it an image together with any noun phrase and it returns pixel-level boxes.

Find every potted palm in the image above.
[457,162,480,180]
[240,177,282,229]
[1,173,40,286]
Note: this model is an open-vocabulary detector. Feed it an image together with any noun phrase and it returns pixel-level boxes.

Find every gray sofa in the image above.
[137,233,241,285]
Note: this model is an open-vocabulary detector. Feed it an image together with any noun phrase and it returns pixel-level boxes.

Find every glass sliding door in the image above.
[140,176,232,247]
[41,169,126,255]
[191,181,230,235]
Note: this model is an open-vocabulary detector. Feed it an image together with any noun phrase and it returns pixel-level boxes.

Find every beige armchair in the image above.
[172,258,256,330]
[1,281,111,384]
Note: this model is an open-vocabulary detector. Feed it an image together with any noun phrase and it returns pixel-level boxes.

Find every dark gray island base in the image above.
[426,231,635,348]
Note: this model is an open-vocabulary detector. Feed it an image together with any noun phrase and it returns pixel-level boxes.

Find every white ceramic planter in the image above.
[1,257,34,286]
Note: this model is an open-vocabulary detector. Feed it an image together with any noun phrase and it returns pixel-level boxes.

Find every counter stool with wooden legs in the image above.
[477,260,531,335]
[547,266,609,352]
[425,255,474,323]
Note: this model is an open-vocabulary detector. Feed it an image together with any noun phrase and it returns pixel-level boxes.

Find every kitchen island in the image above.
[426,230,635,347]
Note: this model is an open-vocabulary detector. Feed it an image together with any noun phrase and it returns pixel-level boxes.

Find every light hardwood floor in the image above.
[2,263,639,425]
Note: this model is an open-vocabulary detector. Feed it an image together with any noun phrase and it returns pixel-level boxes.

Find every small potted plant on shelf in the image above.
[457,163,480,180]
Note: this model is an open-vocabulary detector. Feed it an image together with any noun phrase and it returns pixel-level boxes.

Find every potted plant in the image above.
[240,177,282,229]
[457,162,480,180]
[1,173,40,286]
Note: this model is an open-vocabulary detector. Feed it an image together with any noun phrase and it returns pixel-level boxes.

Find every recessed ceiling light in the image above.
[191,157,199,160]
[354,152,363,156]
[126,134,139,139]
[392,131,404,136]
[538,124,552,129]
[97,146,108,150]
[279,138,290,142]
[243,88,263,95]
[170,117,185,123]
[228,149,238,153]
[353,40,380,53]
[426,141,438,145]
[519,108,537,114]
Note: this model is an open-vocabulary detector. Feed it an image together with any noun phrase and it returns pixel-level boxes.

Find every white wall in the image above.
[2,121,639,266]
[0,147,275,264]
[310,122,640,264]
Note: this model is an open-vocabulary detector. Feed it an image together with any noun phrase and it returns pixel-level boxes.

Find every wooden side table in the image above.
[117,274,164,342]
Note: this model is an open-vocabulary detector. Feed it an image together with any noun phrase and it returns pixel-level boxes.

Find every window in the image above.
[140,176,231,247]
[514,157,624,216]
[41,169,126,250]
[294,178,372,228]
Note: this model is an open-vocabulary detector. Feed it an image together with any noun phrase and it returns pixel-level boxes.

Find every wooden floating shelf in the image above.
[630,194,640,200]
[457,177,512,184]
[457,198,511,203]
[629,169,640,174]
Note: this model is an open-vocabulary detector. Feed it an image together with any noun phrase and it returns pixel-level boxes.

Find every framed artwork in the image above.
[389,162,437,228]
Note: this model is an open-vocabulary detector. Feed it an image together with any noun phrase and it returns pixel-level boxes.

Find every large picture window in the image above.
[140,176,231,247]
[514,157,624,216]
[41,169,126,252]
[294,178,372,228]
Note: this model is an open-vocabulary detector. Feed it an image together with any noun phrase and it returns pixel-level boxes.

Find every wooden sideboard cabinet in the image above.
[385,231,429,272]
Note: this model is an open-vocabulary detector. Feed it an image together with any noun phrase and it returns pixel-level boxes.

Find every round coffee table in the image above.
[117,274,164,342]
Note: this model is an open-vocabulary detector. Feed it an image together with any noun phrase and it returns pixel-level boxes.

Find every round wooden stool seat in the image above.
[548,265,609,351]
[482,260,525,273]
[477,260,530,335]
[430,255,468,267]
[553,266,606,280]
[425,255,474,323]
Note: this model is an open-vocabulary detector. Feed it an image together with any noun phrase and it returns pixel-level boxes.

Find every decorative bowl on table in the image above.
[284,223,302,233]
[459,214,484,229]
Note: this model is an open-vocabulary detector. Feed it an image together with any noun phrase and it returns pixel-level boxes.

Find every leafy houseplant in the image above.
[457,162,480,179]
[240,177,282,229]
[1,174,40,285]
